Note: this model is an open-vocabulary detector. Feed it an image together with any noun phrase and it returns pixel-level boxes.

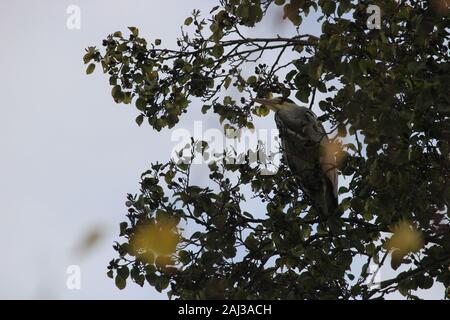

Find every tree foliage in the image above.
[86,0,450,299]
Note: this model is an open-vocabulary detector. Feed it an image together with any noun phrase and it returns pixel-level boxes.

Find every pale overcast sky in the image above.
[0,0,443,299]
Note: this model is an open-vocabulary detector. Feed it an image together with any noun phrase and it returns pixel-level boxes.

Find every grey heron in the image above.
[254,97,339,218]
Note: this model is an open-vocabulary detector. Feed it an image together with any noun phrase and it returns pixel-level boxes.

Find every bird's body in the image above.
[255,98,338,218]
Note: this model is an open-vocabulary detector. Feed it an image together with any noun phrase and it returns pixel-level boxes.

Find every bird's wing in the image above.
[281,109,338,199]
[308,122,337,199]
[305,117,338,199]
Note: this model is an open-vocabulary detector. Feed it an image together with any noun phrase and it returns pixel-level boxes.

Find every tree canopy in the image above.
[85,0,450,299]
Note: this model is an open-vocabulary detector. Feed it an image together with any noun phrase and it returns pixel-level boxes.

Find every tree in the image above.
[85,0,450,299]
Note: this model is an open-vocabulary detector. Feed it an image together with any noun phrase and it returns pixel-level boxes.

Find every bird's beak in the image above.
[253,98,280,112]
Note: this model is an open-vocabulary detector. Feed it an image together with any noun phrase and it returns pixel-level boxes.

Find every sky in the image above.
[0,0,444,299]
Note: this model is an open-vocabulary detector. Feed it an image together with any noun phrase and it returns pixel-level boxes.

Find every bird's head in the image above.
[253,97,298,112]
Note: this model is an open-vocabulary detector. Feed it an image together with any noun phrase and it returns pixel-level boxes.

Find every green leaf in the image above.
[322,1,336,15]
[86,63,95,75]
[178,250,191,264]
[111,85,121,99]
[155,277,170,292]
[164,170,175,184]
[224,76,232,89]
[254,105,270,117]
[118,266,129,279]
[244,235,259,250]
[247,75,257,84]
[135,114,144,126]
[136,97,146,111]
[115,275,126,290]
[366,243,376,256]
[337,0,351,16]
[128,26,139,37]
[308,61,323,81]
[295,90,310,103]
[119,221,128,236]
[201,104,211,114]
[184,17,193,26]
[418,276,433,289]
[211,45,224,58]
[109,76,117,85]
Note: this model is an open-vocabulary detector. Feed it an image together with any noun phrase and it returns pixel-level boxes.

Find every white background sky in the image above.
[0,0,444,299]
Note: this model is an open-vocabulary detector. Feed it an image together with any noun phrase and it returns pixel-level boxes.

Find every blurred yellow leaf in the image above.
[130,217,180,266]
[384,220,424,270]
[74,227,104,258]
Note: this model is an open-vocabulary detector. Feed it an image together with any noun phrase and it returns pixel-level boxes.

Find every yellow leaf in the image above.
[129,217,180,265]
[385,220,424,269]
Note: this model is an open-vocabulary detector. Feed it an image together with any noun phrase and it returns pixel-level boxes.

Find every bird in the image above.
[254,97,338,218]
